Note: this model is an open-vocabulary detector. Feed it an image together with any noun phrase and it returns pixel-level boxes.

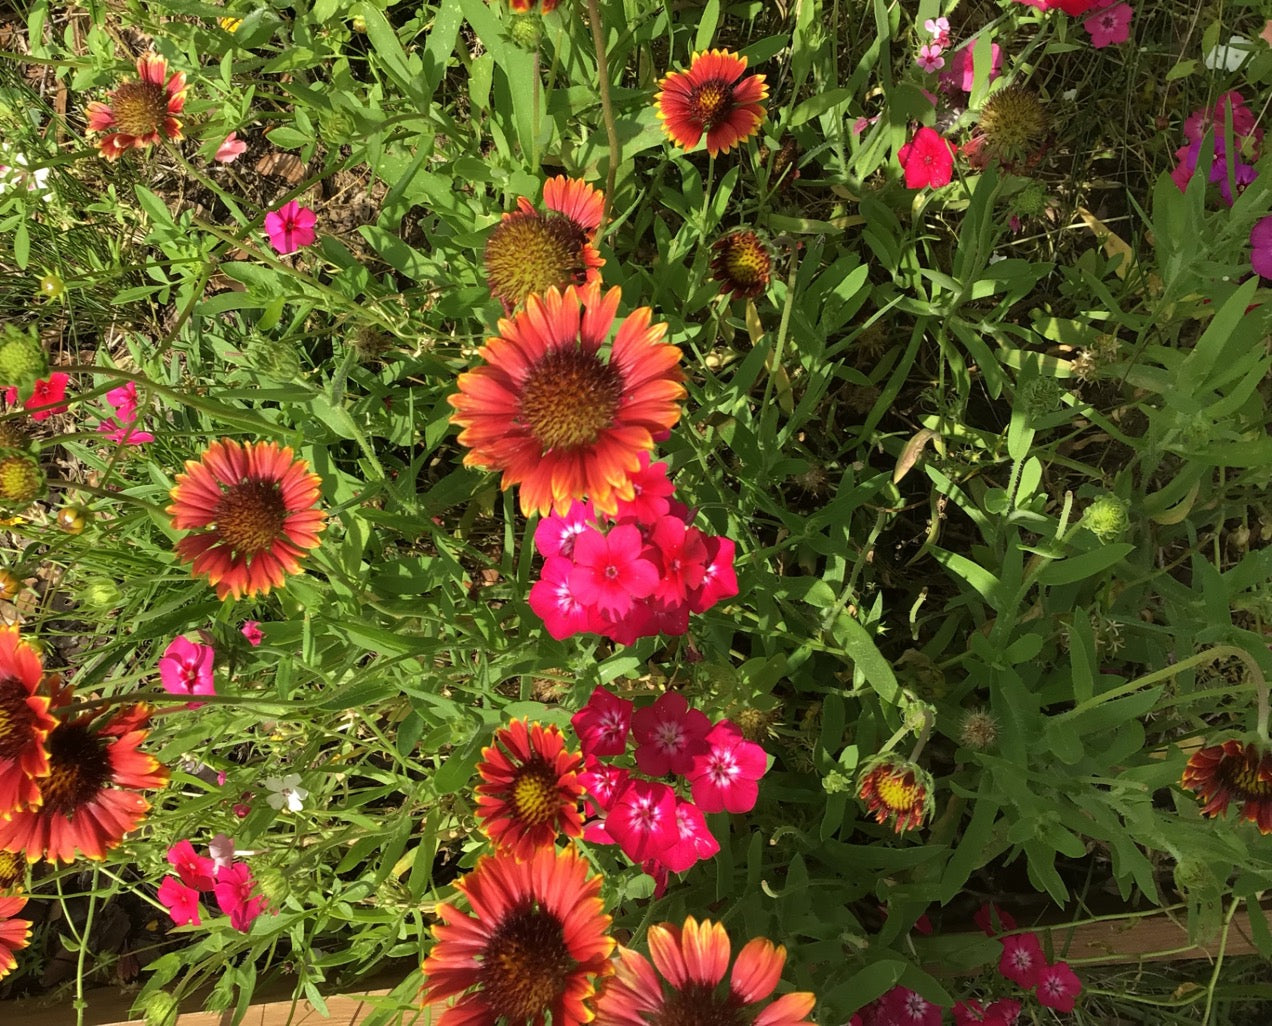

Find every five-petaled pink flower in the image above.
[212,861,267,933]
[898,126,957,189]
[688,720,768,814]
[1084,2,1133,48]
[1252,216,1272,280]
[998,932,1045,989]
[571,686,634,757]
[604,778,678,862]
[167,839,216,891]
[264,200,317,256]
[631,691,711,777]
[568,523,659,619]
[157,877,202,926]
[1036,961,1083,1012]
[158,636,216,709]
[916,44,945,73]
[215,131,247,163]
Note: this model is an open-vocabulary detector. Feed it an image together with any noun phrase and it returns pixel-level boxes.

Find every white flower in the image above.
[0,153,52,201]
[264,773,308,812]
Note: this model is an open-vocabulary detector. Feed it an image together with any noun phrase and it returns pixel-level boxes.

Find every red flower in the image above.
[631,692,711,777]
[881,986,942,1026]
[689,720,768,814]
[167,839,216,890]
[213,861,267,932]
[1180,738,1272,834]
[474,720,584,857]
[655,50,769,157]
[1035,961,1082,1012]
[571,686,634,758]
[85,55,187,160]
[0,894,31,980]
[594,916,815,1026]
[569,523,660,618]
[449,283,685,517]
[15,373,70,420]
[0,628,55,817]
[158,876,202,926]
[688,535,738,613]
[604,778,678,862]
[998,932,1045,989]
[652,797,719,873]
[613,454,674,524]
[649,515,708,605]
[422,846,614,1026]
[167,438,327,601]
[897,127,956,189]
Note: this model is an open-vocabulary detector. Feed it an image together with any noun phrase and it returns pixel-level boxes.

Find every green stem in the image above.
[585,0,621,221]
[45,477,166,516]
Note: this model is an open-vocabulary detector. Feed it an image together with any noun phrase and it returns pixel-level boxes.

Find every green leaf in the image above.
[1036,543,1135,586]
[831,612,899,704]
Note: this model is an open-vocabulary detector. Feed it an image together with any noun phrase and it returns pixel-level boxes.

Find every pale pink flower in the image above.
[916,43,945,72]
[215,131,247,163]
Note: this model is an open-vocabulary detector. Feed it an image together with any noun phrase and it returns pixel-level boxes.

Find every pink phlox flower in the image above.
[939,38,1001,93]
[579,755,631,815]
[881,986,943,1026]
[689,719,768,814]
[598,597,661,646]
[208,833,236,873]
[158,636,216,709]
[998,932,1045,988]
[1035,962,1082,1013]
[631,691,711,777]
[17,372,71,420]
[650,515,708,604]
[924,17,950,45]
[916,44,945,73]
[106,381,141,421]
[1084,2,1133,47]
[613,453,674,524]
[953,999,988,1025]
[97,417,154,445]
[213,861,267,933]
[973,902,1017,936]
[568,522,659,618]
[898,126,957,189]
[215,131,247,163]
[1184,91,1262,146]
[529,555,600,640]
[1251,215,1272,280]
[158,876,202,926]
[264,199,317,256]
[167,839,216,890]
[652,797,720,873]
[1212,157,1257,205]
[534,500,595,558]
[604,778,679,862]
[688,535,738,614]
[986,999,1021,1026]
[571,685,634,757]
[241,620,264,646]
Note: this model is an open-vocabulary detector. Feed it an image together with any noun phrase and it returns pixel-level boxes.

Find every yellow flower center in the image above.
[109,80,169,138]
[519,349,622,452]
[41,722,111,815]
[0,454,43,503]
[484,211,590,308]
[511,763,561,827]
[480,905,575,1021]
[215,480,287,555]
[876,770,921,813]
[0,677,37,759]
[689,81,732,130]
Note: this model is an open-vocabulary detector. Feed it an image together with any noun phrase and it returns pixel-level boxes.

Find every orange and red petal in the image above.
[753,991,817,1026]
[731,937,785,1003]
[542,176,605,233]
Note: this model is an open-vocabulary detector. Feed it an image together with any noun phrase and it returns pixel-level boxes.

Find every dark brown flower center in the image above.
[519,349,622,452]
[653,984,746,1026]
[0,676,38,759]
[41,722,112,816]
[109,81,168,137]
[1220,751,1272,800]
[688,81,733,130]
[485,211,590,308]
[0,846,23,888]
[511,760,562,827]
[215,480,287,555]
[720,236,769,287]
[480,905,575,1021]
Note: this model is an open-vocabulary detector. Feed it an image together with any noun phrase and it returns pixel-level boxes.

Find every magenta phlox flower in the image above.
[568,523,659,618]
[613,452,675,524]
[213,861,267,932]
[938,38,1001,93]
[688,535,739,613]
[7,372,71,420]
[158,876,202,926]
[998,932,1045,988]
[241,620,264,646]
[650,515,708,604]
[653,797,720,873]
[631,691,711,776]
[603,778,678,862]
[571,685,634,757]
[1212,157,1257,205]
[99,381,154,444]
[264,199,317,255]
[167,839,216,890]
[688,719,768,814]
[881,986,943,1026]
[1035,962,1082,1012]
[579,755,631,815]
[529,555,600,639]
[1184,91,1262,146]
[1084,2,1133,48]
[534,499,596,558]
[916,44,945,73]
[1251,216,1272,280]
[158,636,216,709]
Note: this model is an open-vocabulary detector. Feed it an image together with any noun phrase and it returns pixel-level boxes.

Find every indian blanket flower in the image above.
[997,932,1045,988]
[264,200,318,256]
[655,50,768,158]
[1180,738,1272,833]
[421,845,614,1026]
[0,894,31,980]
[157,636,216,709]
[571,686,634,758]
[857,756,934,833]
[0,703,168,864]
[711,230,772,299]
[1035,962,1082,1013]
[688,720,768,814]
[0,849,23,891]
[593,916,816,1026]
[0,628,55,817]
[484,176,605,311]
[1084,2,1133,48]
[167,438,327,601]
[897,127,956,189]
[86,55,187,160]
[448,282,686,517]
[631,692,711,777]
[474,719,584,856]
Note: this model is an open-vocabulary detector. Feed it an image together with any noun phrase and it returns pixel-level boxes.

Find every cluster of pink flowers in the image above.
[915,18,950,73]
[4,372,70,420]
[98,381,154,445]
[528,454,738,643]
[1013,0,1134,48]
[157,836,268,932]
[1171,91,1262,205]
[158,636,216,708]
[571,686,767,893]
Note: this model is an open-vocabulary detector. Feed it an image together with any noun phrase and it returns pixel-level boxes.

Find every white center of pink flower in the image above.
[706,750,738,785]
[1010,948,1034,970]
[903,993,930,1020]
[654,721,684,753]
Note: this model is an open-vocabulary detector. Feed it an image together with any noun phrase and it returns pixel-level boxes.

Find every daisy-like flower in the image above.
[1181,738,1272,833]
[711,230,772,300]
[167,438,327,601]
[0,894,31,980]
[655,50,769,158]
[0,704,169,864]
[857,756,934,833]
[484,176,605,312]
[422,845,614,1026]
[474,720,585,857]
[448,282,686,517]
[0,629,55,818]
[85,55,187,161]
[593,916,816,1026]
